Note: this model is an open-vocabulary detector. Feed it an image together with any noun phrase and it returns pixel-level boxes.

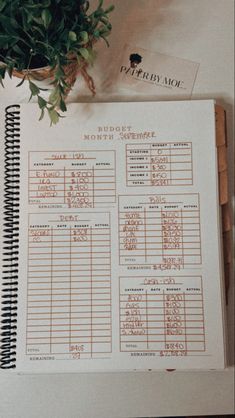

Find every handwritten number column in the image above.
[161,209,184,269]
[69,225,92,358]
[66,169,94,209]
[163,292,187,355]
[150,144,171,186]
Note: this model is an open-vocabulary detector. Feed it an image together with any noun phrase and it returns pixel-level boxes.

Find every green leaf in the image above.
[0,66,6,78]
[32,25,46,38]
[29,80,40,96]
[79,48,89,60]
[93,30,100,38]
[48,108,60,125]
[0,1,7,12]
[80,31,88,43]
[105,5,115,13]
[69,31,77,42]
[85,47,96,65]
[33,16,43,25]
[7,65,14,79]
[12,44,24,56]
[39,108,45,121]
[26,1,51,9]
[60,98,67,112]
[55,66,65,80]
[49,88,60,104]
[55,17,65,34]
[38,95,47,109]
[0,76,4,88]
[23,9,33,26]
[41,9,52,28]
[0,34,10,48]
[0,15,18,36]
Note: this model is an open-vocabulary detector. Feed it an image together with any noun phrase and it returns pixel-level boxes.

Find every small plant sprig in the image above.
[0,0,114,124]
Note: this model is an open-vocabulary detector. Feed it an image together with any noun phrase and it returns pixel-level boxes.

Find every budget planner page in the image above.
[16,101,226,372]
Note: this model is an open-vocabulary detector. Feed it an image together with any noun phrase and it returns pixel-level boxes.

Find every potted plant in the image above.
[0,0,114,124]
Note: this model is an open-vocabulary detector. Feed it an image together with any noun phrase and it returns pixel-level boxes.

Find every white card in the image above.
[117,44,199,99]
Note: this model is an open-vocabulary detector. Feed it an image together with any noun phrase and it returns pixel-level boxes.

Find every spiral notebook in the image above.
[0,100,227,373]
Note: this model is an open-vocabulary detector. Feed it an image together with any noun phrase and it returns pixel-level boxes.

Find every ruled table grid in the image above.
[119,276,205,356]
[126,142,193,187]
[26,213,112,359]
[119,193,201,269]
[28,150,116,208]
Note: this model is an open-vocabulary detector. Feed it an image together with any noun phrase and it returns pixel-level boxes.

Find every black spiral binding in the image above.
[1,105,20,369]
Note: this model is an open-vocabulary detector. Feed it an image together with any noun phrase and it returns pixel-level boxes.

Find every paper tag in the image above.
[117,44,199,98]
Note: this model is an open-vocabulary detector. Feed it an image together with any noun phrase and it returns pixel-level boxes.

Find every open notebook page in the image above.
[14,100,226,372]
